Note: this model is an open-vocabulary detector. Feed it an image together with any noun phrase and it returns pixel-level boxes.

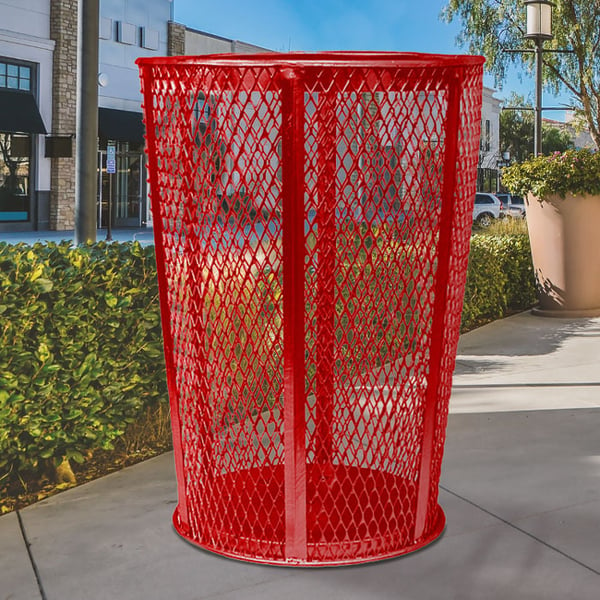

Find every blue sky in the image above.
[173,0,572,117]
[176,0,459,55]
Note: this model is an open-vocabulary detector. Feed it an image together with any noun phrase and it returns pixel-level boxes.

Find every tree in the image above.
[500,93,574,161]
[442,1,600,148]
[543,123,575,153]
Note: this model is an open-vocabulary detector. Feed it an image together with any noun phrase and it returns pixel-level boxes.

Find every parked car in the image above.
[473,192,503,227]
[496,193,526,218]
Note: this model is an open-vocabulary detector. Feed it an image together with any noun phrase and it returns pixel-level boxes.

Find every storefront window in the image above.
[0,61,31,91]
[0,133,30,222]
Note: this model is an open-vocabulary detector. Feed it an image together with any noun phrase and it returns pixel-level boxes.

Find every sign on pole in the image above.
[106,142,116,240]
[107,143,116,174]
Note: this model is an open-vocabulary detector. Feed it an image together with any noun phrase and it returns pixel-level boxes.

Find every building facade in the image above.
[0,0,54,230]
[477,86,502,192]
[1,2,499,232]
[545,112,597,151]
[0,0,267,232]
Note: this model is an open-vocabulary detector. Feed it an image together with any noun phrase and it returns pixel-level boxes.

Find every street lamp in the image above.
[524,0,554,156]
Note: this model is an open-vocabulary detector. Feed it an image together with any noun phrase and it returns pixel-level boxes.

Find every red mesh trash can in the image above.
[138,52,484,566]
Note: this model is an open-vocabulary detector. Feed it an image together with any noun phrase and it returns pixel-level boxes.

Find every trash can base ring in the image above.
[172,463,446,566]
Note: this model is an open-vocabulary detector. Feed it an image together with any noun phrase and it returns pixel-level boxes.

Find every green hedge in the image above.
[0,233,536,481]
[461,233,537,331]
[0,241,166,477]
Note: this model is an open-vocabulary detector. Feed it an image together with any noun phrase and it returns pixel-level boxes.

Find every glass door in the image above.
[97,143,145,228]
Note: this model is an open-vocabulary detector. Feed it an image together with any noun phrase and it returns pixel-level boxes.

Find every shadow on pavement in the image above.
[457,313,600,358]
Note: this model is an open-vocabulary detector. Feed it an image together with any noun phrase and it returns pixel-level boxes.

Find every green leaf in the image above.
[33,278,53,293]
[37,342,51,363]
[105,293,118,308]
[66,450,85,464]
[30,264,44,282]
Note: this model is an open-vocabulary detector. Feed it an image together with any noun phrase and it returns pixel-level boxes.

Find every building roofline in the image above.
[180,24,234,44]
[180,23,271,51]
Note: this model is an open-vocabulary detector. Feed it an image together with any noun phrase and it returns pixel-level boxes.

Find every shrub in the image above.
[502,148,600,199]
[0,241,166,479]
[0,228,536,484]
[461,231,537,331]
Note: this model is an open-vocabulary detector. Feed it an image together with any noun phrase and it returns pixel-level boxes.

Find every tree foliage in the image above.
[500,93,574,161]
[442,0,600,147]
[542,123,574,154]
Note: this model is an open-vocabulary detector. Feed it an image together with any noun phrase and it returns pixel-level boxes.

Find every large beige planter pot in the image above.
[526,192,600,317]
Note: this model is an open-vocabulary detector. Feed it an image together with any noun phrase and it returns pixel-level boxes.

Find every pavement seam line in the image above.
[452,382,600,389]
[16,509,48,600]
[439,485,600,576]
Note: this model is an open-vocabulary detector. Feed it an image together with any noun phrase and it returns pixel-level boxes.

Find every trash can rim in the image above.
[136,51,485,70]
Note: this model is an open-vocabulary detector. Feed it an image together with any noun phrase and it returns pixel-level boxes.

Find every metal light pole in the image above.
[75,0,99,244]
[524,0,554,156]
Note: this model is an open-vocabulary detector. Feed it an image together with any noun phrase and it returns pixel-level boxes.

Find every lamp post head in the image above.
[524,0,554,40]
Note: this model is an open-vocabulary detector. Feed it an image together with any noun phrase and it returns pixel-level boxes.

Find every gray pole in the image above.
[75,0,99,244]
[534,37,543,156]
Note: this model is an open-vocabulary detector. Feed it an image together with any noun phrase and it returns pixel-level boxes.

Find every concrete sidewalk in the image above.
[0,227,154,246]
[1,311,599,599]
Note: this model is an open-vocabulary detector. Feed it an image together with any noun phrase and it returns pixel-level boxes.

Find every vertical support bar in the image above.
[281,69,307,561]
[534,38,543,157]
[315,90,337,465]
[414,69,462,541]
[138,65,189,528]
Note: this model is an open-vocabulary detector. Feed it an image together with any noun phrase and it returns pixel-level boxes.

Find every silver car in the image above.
[496,193,526,218]
[473,192,503,227]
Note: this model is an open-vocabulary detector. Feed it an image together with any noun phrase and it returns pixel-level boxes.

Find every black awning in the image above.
[0,90,47,134]
[98,108,144,145]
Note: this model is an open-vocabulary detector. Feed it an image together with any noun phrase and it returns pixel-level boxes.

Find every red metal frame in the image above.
[138,52,484,566]
[414,70,462,540]
[281,69,308,561]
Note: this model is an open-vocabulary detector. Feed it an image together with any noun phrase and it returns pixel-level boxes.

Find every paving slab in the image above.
[449,382,600,414]
[0,228,153,246]
[442,409,600,522]
[18,453,292,600]
[511,499,600,575]
[454,312,600,386]
[203,522,600,600]
[18,455,599,600]
[16,406,600,600]
[3,310,600,599]
[0,511,40,600]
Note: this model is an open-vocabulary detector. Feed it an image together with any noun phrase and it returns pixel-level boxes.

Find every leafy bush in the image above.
[0,241,166,479]
[461,232,537,331]
[502,148,600,199]
[0,229,536,484]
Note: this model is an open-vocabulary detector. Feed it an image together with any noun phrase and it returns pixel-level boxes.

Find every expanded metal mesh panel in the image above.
[138,52,484,565]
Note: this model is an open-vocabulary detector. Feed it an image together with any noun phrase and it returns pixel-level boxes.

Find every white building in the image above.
[477,86,502,192]
[0,0,267,233]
